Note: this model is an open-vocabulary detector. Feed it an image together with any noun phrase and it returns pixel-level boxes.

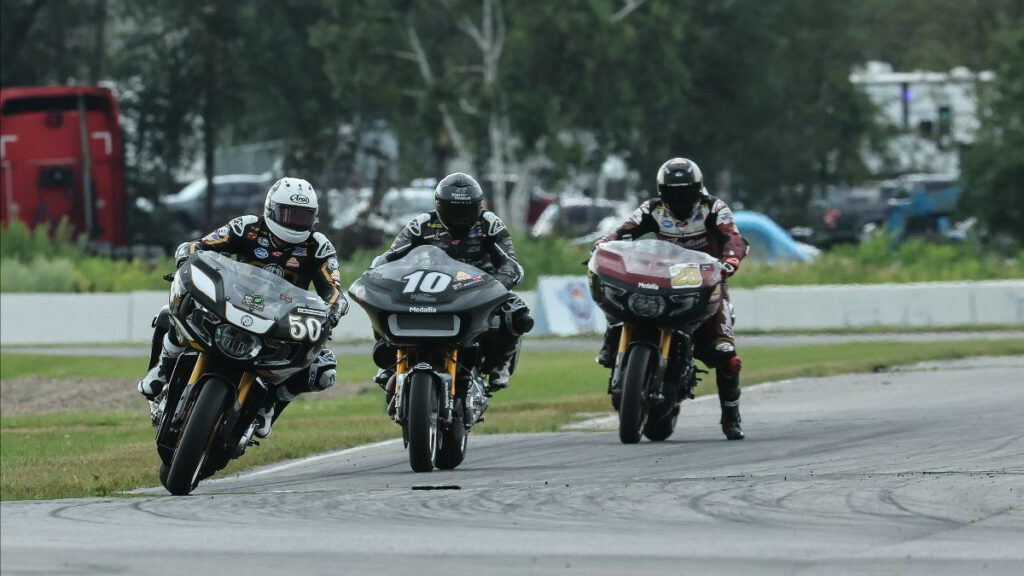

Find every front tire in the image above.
[164,378,231,495]
[619,346,653,444]
[406,372,440,472]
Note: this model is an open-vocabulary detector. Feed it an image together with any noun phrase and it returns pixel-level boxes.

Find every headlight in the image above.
[214,324,262,360]
[601,283,626,308]
[668,294,699,317]
[627,293,665,318]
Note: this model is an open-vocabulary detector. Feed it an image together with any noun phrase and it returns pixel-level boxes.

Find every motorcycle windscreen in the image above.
[599,239,719,282]
[368,245,504,304]
[199,251,326,319]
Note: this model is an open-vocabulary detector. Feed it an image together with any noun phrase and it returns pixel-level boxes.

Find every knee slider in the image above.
[372,339,397,369]
[713,341,741,373]
[309,349,337,392]
[500,299,534,336]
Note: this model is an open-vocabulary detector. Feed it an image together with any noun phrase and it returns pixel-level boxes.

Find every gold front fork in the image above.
[445,347,458,397]
[618,324,634,354]
[659,329,673,360]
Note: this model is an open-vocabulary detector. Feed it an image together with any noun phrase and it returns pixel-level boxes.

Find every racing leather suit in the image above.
[147,215,348,406]
[598,195,747,433]
[372,210,531,383]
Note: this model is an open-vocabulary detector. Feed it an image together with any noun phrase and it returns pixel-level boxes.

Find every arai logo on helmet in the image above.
[290,194,310,204]
[408,306,437,313]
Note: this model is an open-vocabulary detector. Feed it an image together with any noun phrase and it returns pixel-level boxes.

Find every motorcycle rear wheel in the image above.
[643,405,679,441]
[619,346,653,444]
[436,405,467,470]
[164,378,230,495]
[406,372,440,472]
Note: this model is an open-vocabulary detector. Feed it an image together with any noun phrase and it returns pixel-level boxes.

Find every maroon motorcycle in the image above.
[588,239,724,443]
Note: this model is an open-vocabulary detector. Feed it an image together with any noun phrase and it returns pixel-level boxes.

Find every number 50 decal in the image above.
[288,314,322,341]
[402,270,452,294]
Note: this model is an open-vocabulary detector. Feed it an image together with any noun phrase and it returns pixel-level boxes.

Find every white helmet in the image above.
[264,177,319,244]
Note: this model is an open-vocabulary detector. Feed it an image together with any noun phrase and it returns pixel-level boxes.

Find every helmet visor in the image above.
[661,182,703,217]
[437,200,482,232]
[269,202,316,231]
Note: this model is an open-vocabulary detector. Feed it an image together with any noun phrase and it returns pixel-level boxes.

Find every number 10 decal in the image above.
[402,270,453,294]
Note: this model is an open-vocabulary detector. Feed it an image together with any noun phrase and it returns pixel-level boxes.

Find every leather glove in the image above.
[720,257,740,278]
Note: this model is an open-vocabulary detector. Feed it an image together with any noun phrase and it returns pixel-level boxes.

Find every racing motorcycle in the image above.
[588,239,724,444]
[147,251,330,495]
[348,245,526,472]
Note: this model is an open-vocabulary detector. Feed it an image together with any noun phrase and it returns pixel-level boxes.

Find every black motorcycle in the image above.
[348,246,517,472]
[148,251,330,495]
[588,240,724,443]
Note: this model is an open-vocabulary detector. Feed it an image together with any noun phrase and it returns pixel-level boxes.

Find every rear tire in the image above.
[164,379,230,495]
[406,372,439,472]
[619,346,653,444]
[643,405,679,441]
[436,408,467,471]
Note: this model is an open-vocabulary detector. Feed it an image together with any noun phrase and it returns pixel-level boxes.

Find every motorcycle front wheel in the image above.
[406,372,440,472]
[164,378,231,495]
[618,346,653,444]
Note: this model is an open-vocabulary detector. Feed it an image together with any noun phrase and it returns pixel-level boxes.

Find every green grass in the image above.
[2,339,1023,501]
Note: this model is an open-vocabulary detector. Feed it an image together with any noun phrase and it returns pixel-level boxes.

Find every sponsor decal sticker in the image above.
[246,232,258,240]
[242,294,264,311]
[254,247,269,259]
[264,264,284,277]
[661,219,675,228]
[638,282,659,289]
[280,293,293,303]
[296,307,327,317]
[292,247,307,256]
[257,236,271,248]
[241,315,254,327]
[286,257,300,268]
[290,194,310,204]
[271,251,283,258]
[409,306,437,313]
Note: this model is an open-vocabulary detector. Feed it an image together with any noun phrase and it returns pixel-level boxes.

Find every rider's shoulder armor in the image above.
[311,231,336,259]
[481,211,507,236]
[229,215,260,236]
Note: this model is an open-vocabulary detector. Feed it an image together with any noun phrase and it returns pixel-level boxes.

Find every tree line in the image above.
[2,0,1022,244]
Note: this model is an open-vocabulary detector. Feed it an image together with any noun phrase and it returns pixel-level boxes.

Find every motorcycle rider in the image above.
[370,172,533,395]
[595,158,747,440]
[138,176,348,438]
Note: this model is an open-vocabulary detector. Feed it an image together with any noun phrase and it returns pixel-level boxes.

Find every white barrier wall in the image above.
[0,281,1021,345]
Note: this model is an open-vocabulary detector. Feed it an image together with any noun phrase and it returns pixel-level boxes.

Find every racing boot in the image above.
[720,401,744,440]
[254,404,274,439]
[374,368,393,390]
[716,354,744,440]
[487,363,511,395]
[137,334,184,400]
[595,324,622,368]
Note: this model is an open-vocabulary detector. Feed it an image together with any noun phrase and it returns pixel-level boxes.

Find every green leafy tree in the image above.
[960,27,1024,246]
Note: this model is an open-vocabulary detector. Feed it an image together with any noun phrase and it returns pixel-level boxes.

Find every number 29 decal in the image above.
[288,314,322,341]
[402,270,452,294]
[669,263,702,288]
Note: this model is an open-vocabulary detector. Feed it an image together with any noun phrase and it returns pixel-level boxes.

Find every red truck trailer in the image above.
[1,85,125,245]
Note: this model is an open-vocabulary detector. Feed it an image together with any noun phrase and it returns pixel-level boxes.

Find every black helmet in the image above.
[434,172,484,237]
[657,158,706,218]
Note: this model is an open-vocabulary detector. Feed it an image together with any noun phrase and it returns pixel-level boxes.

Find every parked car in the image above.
[532,196,631,240]
[162,173,273,234]
[733,210,820,263]
[818,181,900,247]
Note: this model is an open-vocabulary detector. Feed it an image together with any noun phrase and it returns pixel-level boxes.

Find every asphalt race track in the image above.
[2,356,1022,575]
